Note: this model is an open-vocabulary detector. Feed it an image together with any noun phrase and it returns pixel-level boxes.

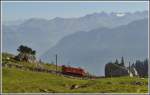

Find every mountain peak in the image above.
[84,11,109,18]
[115,13,126,17]
[53,17,64,21]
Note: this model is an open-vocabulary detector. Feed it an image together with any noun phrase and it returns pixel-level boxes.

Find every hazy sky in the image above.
[2,1,148,21]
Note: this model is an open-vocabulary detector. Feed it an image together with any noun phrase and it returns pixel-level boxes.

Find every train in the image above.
[62,65,86,77]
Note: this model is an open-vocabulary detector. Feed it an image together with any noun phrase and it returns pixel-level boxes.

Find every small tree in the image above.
[115,59,119,65]
[120,56,125,66]
[31,50,36,55]
[17,45,36,55]
[16,45,36,62]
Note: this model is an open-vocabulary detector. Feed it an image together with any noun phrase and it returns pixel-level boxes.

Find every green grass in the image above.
[3,67,87,93]
[2,52,62,71]
[3,67,148,93]
[2,52,149,93]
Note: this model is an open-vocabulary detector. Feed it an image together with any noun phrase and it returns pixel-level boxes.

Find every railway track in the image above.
[2,62,105,79]
[2,62,94,79]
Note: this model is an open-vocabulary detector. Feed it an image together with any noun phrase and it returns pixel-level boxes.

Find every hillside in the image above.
[41,18,148,76]
[2,53,62,72]
[3,68,148,93]
[2,53,148,93]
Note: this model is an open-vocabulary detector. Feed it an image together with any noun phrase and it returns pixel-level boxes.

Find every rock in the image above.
[15,53,36,63]
[105,59,148,77]
[131,81,144,86]
[39,88,51,92]
[105,63,129,77]
[6,57,10,60]
[70,84,79,90]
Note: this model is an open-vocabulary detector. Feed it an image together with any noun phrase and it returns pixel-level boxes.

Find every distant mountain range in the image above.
[3,11,148,57]
[41,19,148,75]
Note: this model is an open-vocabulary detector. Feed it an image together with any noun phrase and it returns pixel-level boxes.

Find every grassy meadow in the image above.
[3,67,148,93]
[2,53,149,93]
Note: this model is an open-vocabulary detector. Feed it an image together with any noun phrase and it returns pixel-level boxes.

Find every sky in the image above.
[2,2,148,21]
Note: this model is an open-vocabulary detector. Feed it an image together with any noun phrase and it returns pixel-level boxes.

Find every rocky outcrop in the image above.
[105,59,148,77]
[15,53,36,63]
[105,63,129,77]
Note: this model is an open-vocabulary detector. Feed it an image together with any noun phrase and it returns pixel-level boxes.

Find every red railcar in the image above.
[62,65,86,77]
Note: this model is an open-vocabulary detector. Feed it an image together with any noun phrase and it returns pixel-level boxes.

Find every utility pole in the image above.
[56,54,58,73]
[129,62,131,77]
[129,62,130,73]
